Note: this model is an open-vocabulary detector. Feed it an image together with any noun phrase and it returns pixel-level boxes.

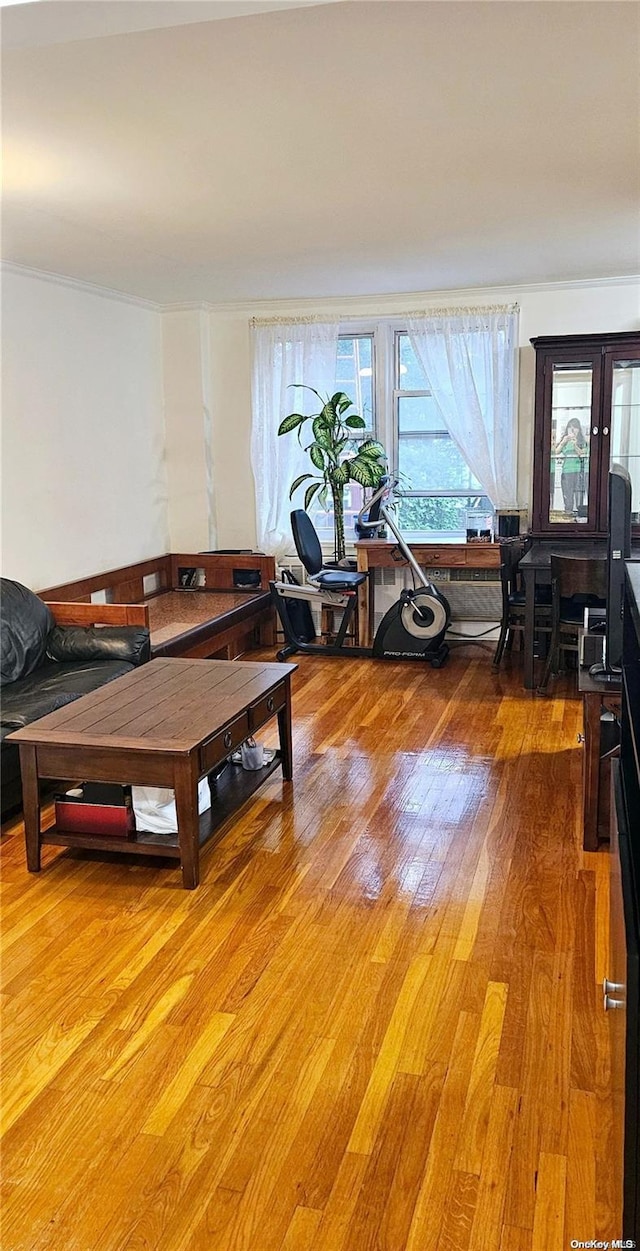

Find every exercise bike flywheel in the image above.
[400,589,449,640]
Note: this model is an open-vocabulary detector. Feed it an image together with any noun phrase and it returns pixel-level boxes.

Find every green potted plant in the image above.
[278,387,387,564]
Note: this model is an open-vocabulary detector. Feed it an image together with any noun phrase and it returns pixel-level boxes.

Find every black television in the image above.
[590,464,632,681]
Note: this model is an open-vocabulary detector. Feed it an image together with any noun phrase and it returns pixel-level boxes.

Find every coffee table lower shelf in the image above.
[41,754,284,862]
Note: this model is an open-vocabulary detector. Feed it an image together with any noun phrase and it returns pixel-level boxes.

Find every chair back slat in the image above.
[549,554,608,601]
[498,537,526,596]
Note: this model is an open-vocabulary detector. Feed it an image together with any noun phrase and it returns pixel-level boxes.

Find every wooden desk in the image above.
[519,540,640,690]
[9,657,296,889]
[354,540,500,647]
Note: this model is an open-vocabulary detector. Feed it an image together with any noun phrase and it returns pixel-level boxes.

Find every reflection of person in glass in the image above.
[555,418,587,515]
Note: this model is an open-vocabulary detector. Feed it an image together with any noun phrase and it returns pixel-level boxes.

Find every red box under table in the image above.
[54,800,135,839]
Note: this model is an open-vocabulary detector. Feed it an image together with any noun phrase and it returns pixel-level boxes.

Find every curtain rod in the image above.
[250,303,518,327]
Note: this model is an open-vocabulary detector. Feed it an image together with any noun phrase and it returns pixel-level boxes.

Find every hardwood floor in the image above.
[0,651,618,1250]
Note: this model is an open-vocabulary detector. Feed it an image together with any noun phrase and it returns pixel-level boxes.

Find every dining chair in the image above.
[492,537,551,669]
[537,554,607,694]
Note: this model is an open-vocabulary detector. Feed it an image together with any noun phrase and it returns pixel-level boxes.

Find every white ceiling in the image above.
[1,1,336,51]
[2,0,639,304]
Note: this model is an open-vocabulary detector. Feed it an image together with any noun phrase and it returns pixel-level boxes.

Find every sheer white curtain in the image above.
[250,319,339,557]
[406,308,519,508]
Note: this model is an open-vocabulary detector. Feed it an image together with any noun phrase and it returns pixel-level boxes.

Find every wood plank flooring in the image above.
[0,651,618,1250]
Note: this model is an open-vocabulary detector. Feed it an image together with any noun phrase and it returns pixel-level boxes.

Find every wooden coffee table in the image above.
[8,657,296,889]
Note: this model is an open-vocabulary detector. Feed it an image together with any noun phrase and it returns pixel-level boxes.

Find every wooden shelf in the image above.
[42,754,284,862]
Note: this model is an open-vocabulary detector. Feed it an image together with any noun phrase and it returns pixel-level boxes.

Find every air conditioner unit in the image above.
[444,581,501,621]
[371,566,501,628]
[447,567,501,621]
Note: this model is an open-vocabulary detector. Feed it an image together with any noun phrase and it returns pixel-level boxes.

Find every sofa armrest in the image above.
[45,625,150,668]
[45,602,149,628]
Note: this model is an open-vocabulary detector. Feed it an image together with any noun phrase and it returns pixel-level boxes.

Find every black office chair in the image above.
[492,537,551,668]
[277,510,368,652]
[291,511,367,592]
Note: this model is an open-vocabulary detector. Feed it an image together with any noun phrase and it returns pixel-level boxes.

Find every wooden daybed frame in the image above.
[39,552,276,661]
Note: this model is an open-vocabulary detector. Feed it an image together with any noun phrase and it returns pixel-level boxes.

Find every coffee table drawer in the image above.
[249,683,286,733]
[200,712,250,774]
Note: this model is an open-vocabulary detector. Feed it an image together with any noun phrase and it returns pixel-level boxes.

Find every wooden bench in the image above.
[40,551,276,661]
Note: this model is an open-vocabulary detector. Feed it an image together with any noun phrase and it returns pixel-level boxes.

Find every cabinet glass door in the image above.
[609,356,640,524]
[548,362,595,526]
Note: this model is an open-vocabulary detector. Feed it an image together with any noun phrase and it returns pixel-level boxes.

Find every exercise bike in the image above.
[270,476,451,667]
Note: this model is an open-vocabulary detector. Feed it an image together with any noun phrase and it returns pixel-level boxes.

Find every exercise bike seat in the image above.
[314,569,367,590]
[291,509,367,592]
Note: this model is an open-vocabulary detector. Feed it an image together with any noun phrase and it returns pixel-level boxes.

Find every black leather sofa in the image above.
[1,579,150,816]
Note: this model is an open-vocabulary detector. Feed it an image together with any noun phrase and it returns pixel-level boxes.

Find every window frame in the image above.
[392,330,483,501]
[335,331,377,437]
[308,329,378,544]
[311,321,490,546]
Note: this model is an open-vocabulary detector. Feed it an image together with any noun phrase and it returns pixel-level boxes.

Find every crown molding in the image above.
[0,261,161,311]
[158,274,640,316]
[160,302,211,315]
[2,262,637,316]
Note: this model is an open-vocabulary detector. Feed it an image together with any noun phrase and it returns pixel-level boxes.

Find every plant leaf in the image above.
[348,458,377,487]
[358,440,386,459]
[289,473,314,499]
[304,482,321,511]
[288,384,327,406]
[312,415,331,442]
[278,413,305,436]
[321,401,337,425]
[309,443,326,471]
[345,414,366,429]
[337,397,354,414]
[332,463,349,486]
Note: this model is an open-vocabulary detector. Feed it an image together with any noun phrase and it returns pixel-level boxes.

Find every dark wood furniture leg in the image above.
[523,567,536,690]
[174,756,200,889]
[278,681,293,781]
[582,693,601,852]
[260,617,276,648]
[581,687,621,851]
[20,744,42,872]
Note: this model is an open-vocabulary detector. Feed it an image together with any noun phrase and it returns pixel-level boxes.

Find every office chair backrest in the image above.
[550,554,608,602]
[291,510,324,576]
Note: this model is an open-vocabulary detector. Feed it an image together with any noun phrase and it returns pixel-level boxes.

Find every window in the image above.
[309,334,375,543]
[307,324,494,546]
[394,333,493,540]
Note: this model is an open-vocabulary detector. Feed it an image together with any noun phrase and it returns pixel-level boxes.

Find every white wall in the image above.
[200,279,640,549]
[4,270,637,586]
[1,268,168,590]
[162,309,215,553]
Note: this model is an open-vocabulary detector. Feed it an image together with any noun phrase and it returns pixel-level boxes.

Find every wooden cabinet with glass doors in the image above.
[531,332,640,536]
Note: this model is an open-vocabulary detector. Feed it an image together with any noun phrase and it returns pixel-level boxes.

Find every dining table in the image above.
[519,539,640,689]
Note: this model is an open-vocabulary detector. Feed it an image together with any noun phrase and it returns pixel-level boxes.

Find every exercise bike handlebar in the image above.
[356,475,399,530]
[354,475,432,592]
